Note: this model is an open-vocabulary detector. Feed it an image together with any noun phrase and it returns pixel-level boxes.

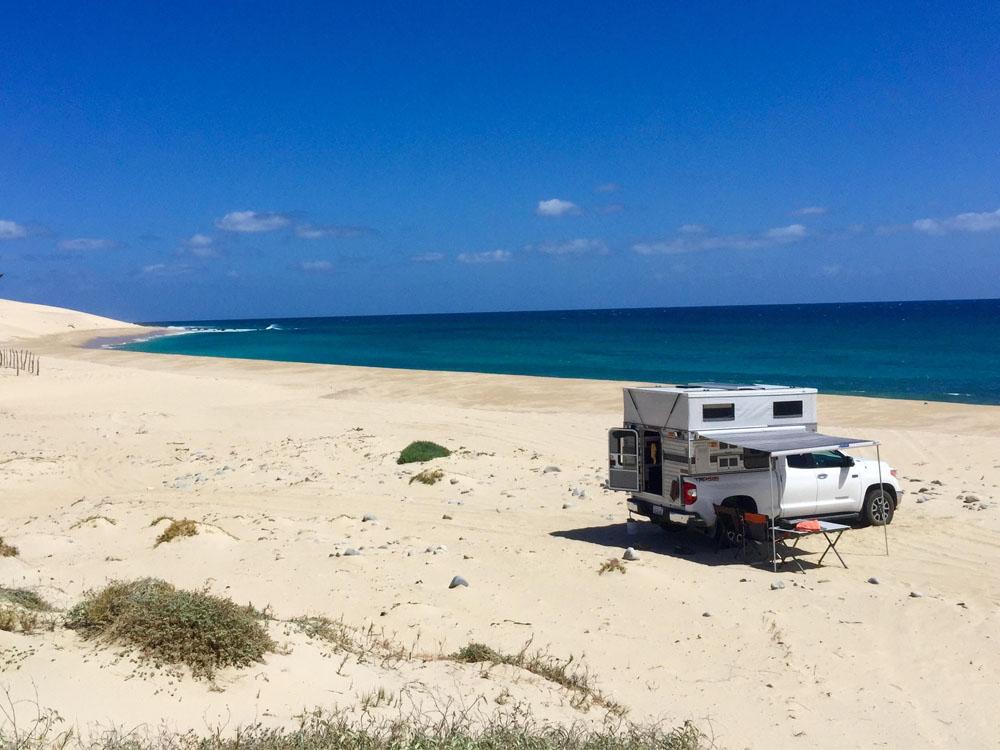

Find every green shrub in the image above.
[397,441,451,464]
[65,578,274,679]
[0,587,52,611]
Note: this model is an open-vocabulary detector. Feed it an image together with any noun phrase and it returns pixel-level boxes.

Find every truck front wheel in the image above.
[861,486,895,526]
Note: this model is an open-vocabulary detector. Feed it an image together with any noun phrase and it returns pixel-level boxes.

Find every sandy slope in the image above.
[0,299,139,341]
[1,300,999,748]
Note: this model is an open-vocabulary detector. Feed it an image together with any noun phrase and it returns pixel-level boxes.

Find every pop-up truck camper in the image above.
[607,383,902,533]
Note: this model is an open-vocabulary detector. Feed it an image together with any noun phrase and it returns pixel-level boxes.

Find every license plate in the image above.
[651,505,665,516]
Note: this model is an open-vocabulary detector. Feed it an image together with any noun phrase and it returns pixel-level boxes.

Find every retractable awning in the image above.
[697,428,878,456]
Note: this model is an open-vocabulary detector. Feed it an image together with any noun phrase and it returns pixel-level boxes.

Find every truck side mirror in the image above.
[844,456,855,468]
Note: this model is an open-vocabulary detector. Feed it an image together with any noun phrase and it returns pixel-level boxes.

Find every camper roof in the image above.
[623,383,818,431]
[630,383,816,397]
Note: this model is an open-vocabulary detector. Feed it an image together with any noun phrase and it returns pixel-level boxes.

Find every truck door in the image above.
[813,451,862,514]
[780,454,818,517]
[608,429,640,491]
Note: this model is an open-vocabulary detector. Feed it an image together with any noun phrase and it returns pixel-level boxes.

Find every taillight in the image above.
[682,481,698,506]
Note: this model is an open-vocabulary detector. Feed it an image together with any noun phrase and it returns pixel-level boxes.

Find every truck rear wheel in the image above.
[861,486,894,526]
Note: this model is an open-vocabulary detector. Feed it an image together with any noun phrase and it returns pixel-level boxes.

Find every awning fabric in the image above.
[696,428,878,456]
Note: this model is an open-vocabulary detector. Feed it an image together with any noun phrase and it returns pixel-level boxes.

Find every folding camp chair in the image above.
[713,504,745,554]
[741,512,772,564]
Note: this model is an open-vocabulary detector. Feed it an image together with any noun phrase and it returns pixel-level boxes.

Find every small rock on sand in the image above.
[542,466,561,474]
[449,575,469,589]
[343,548,361,556]
[562,502,574,510]
[910,591,924,598]
[867,576,880,585]
[623,547,640,561]
[362,514,377,522]
[770,580,785,590]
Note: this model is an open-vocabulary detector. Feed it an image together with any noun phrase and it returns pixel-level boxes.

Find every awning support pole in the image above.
[876,443,889,556]
[769,456,777,572]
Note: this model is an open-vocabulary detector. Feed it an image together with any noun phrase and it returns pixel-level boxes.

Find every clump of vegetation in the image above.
[0,587,53,611]
[65,578,275,679]
[154,518,198,546]
[0,538,19,557]
[70,515,118,530]
[451,640,625,715]
[598,559,627,576]
[0,709,707,750]
[0,607,42,633]
[397,441,451,465]
[409,468,445,486]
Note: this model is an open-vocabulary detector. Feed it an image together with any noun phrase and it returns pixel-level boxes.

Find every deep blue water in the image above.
[117,299,1000,405]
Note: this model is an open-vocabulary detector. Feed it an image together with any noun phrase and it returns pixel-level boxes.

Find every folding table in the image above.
[773,519,851,570]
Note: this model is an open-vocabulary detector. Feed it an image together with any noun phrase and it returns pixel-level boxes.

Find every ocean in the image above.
[117,299,1000,405]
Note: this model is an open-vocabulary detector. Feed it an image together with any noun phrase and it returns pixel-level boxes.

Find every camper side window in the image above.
[773,400,804,418]
[702,403,735,421]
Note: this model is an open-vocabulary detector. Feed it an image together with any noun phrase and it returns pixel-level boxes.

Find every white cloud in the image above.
[531,238,608,255]
[215,210,290,233]
[411,252,445,262]
[596,202,625,215]
[914,207,1000,234]
[535,198,579,217]
[0,219,28,240]
[633,223,809,256]
[299,260,333,272]
[457,249,511,264]
[295,224,371,239]
[186,233,213,247]
[679,224,707,234]
[793,206,827,216]
[595,182,620,194]
[182,233,218,257]
[141,262,193,277]
[59,238,117,251]
[765,224,808,242]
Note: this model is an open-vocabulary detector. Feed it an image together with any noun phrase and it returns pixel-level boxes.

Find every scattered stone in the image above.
[702,611,711,618]
[623,547,640,561]
[910,591,924,598]
[343,548,361,556]
[442,514,453,520]
[867,576,880,585]
[931,480,943,486]
[542,466,561,474]
[450,478,459,485]
[362,514,378,522]
[449,575,469,589]
[916,496,928,503]
[562,503,575,510]
[770,580,785,590]
[963,497,979,504]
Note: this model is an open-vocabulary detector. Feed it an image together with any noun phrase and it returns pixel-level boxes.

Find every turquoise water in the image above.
[118,299,1000,405]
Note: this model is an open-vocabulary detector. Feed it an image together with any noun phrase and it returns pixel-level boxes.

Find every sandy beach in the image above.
[2,298,999,749]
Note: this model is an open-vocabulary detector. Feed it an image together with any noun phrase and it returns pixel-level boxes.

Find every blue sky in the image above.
[1,2,999,322]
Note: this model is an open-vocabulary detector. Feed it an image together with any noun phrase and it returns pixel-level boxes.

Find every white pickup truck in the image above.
[626,449,902,530]
[608,383,903,532]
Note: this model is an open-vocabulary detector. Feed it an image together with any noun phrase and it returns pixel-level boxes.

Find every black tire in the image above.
[861,486,895,526]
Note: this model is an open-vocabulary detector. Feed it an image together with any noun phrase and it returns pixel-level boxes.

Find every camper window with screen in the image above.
[773,400,804,418]
[702,403,735,421]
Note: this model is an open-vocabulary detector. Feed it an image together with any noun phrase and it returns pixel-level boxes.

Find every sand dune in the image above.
[1,299,999,748]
